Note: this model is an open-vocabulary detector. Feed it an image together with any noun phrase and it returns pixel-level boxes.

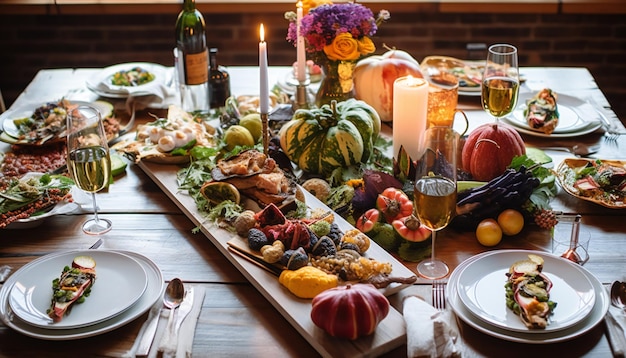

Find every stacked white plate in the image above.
[86,62,171,99]
[0,250,164,340]
[502,93,603,138]
[447,249,609,343]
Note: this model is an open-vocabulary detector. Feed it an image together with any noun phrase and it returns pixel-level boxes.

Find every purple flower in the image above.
[286,3,386,54]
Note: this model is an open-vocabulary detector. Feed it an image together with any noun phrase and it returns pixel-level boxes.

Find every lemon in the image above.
[476,218,502,247]
[497,209,524,236]
[200,182,241,206]
[223,125,255,151]
[110,152,127,177]
[238,113,263,143]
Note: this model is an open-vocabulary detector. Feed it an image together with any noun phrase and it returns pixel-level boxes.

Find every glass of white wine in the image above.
[481,44,520,122]
[414,126,458,279]
[66,105,112,235]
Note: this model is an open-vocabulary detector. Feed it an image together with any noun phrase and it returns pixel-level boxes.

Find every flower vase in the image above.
[316,58,357,107]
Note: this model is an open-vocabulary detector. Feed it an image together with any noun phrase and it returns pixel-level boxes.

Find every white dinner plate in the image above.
[502,93,603,137]
[7,250,147,330]
[0,250,163,340]
[3,173,82,230]
[86,62,170,98]
[456,251,595,333]
[1,100,114,141]
[448,250,609,344]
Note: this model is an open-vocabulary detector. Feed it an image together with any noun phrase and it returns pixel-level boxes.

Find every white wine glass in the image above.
[414,126,458,279]
[66,105,112,235]
[481,44,520,123]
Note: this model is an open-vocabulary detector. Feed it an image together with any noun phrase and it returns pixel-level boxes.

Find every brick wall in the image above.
[0,11,624,123]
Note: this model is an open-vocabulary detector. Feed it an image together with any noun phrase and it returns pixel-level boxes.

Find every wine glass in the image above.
[481,44,520,123]
[414,126,458,279]
[66,105,112,235]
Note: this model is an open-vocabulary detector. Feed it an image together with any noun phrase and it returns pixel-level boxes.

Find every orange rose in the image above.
[357,37,376,56]
[323,33,360,61]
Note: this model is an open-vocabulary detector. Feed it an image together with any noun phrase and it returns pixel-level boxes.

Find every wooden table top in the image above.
[0,66,624,357]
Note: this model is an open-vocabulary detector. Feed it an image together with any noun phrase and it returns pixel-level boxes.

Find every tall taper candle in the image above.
[259,24,269,114]
[296,1,306,83]
[393,76,428,161]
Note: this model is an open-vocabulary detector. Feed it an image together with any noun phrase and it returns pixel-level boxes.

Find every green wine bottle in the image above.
[208,48,231,109]
[175,0,209,112]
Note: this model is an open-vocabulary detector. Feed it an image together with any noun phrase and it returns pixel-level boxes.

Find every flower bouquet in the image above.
[286,1,389,106]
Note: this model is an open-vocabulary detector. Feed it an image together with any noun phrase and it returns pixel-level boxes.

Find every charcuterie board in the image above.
[138,160,415,357]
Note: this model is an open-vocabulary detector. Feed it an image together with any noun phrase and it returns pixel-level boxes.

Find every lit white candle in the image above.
[296,1,306,83]
[259,24,269,114]
[392,76,429,161]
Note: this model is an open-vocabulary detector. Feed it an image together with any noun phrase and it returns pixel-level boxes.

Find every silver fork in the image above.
[432,280,447,310]
[587,97,621,142]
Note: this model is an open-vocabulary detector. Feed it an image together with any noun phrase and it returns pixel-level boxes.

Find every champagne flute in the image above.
[481,44,520,122]
[66,105,112,235]
[414,126,458,279]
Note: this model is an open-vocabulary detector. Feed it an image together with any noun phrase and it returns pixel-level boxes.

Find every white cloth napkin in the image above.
[124,285,205,358]
[403,295,460,358]
[90,67,178,109]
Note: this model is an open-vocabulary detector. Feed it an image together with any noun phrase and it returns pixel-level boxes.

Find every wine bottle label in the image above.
[184,49,209,85]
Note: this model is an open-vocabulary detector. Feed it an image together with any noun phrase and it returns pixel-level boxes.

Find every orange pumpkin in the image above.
[462,123,525,181]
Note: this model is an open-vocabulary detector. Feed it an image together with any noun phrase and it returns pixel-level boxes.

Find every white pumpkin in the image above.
[353,48,423,122]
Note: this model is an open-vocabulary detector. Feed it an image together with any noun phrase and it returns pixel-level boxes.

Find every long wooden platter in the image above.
[138,160,415,357]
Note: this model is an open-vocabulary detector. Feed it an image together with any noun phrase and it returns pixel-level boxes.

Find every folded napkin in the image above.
[606,305,626,357]
[124,285,205,358]
[90,67,178,110]
[403,295,460,358]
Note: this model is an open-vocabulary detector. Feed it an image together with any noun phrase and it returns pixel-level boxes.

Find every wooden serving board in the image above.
[138,160,415,357]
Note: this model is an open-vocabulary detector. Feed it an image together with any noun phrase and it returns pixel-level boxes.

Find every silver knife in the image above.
[157,286,195,354]
[173,286,195,334]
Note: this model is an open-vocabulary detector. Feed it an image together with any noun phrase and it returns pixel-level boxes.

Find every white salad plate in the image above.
[3,173,82,230]
[86,62,170,98]
[0,250,163,340]
[448,250,609,344]
[456,250,595,333]
[0,100,113,141]
[502,93,602,138]
[8,250,147,329]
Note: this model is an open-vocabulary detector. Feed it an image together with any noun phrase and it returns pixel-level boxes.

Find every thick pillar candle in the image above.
[259,24,269,114]
[393,76,428,161]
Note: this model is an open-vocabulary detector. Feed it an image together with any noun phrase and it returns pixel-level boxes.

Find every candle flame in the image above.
[260,24,265,42]
[297,1,302,8]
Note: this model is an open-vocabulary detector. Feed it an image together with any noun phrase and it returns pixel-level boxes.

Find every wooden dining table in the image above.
[0,66,625,357]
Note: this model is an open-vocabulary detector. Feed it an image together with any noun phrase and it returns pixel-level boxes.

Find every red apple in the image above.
[354,49,423,122]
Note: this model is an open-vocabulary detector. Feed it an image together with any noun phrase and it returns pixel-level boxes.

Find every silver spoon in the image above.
[610,281,626,312]
[163,278,185,337]
[136,278,185,356]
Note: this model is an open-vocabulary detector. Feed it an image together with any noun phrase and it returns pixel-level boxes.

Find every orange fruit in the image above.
[497,209,525,236]
[476,218,503,247]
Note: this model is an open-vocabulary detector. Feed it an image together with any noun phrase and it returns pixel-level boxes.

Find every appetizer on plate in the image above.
[2,99,122,146]
[110,66,155,87]
[113,104,217,164]
[0,173,74,229]
[505,254,557,329]
[524,88,559,134]
[556,158,626,208]
[48,256,96,322]
[421,56,483,91]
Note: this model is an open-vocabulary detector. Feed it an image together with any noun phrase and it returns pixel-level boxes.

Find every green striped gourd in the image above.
[279,99,381,176]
